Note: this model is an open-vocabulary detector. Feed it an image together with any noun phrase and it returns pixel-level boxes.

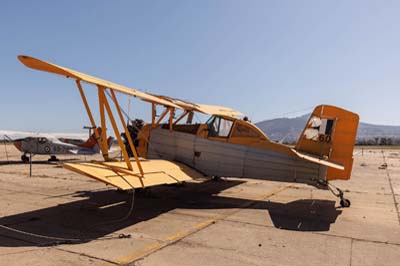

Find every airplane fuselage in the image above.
[144,126,327,187]
[14,137,78,155]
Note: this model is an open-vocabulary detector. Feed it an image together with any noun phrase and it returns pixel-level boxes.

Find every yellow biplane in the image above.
[18,55,359,207]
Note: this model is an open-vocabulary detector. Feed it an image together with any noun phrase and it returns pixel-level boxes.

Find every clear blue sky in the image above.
[1,0,399,133]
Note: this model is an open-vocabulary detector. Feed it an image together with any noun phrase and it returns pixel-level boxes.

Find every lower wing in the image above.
[62,159,205,190]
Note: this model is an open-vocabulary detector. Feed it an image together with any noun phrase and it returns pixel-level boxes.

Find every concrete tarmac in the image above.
[0,145,399,265]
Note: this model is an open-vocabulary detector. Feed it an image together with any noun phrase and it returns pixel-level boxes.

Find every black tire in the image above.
[340,198,351,208]
[48,155,59,162]
[21,155,29,163]
[212,176,222,181]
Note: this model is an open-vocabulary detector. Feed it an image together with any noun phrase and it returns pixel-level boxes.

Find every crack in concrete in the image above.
[0,187,54,197]
[0,171,96,183]
[54,247,119,265]
[349,238,353,266]
[0,248,41,257]
[381,151,400,225]
[288,184,374,195]
[217,254,260,266]
[178,238,237,252]
[223,218,400,247]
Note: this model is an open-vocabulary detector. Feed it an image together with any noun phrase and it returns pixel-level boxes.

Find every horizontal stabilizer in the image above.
[291,148,344,170]
[62,159,205,190]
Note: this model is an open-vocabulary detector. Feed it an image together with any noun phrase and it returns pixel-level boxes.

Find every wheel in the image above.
[48,155,59,162]
[340,198,351,208]
[21,155,29,163]
[212,176,222,181]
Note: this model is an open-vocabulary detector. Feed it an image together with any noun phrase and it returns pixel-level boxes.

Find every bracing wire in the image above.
[259,106,315,122]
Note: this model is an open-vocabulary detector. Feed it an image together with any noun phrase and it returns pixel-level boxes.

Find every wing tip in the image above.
[17,55,27,63]
[18,55,36,67]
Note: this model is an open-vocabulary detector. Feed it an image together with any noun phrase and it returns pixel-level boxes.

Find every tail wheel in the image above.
[325,181,351,208]
[340,198,351,208]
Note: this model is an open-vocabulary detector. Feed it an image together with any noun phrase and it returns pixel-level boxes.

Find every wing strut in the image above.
[98,86,109,160]
[152,107,170,128]
[75,80,145,179]
[151,103,156,125]
[109,89,144,176]
[168,108,174,131]
[173,110,189,125]
[98,87,133,170]
[76,80,108,160]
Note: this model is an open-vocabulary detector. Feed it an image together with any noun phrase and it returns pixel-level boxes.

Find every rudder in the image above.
[295,105,359,180]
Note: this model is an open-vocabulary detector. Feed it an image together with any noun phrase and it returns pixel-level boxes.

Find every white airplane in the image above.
[1,128,113,162]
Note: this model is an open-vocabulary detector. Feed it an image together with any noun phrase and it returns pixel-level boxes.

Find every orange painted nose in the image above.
[14,141,22,151]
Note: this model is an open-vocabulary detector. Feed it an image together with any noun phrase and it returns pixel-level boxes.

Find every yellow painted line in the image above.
[115,183,292,264]
[164,218,216,242]
[115,242,163,264]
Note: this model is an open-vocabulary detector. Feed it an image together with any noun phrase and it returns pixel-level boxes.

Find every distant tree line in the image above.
[279,137,400,146]
[356,137,400,146]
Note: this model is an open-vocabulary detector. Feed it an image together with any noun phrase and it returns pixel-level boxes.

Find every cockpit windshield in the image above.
[38,138,47,144]
[206,116,233,138]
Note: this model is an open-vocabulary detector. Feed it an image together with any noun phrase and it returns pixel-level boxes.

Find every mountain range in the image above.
[255,114,400,144]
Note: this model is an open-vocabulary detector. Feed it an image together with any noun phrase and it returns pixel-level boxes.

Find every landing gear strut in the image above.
[320,180,351,208]
[21,154,29,163]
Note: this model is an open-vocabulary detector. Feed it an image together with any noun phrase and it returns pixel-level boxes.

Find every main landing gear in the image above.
[21,154,59,163]
[320,180,351,208]
[48,155,59,162]
[21,154,29,163]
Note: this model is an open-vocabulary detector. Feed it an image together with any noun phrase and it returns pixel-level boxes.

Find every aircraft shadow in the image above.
[262,199,341,231]
[0,180,342,247]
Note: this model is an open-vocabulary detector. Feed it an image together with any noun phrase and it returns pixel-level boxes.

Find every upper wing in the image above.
[0,130,36,140]
[18,55,244,117]
[63,159,205,190]
[0,130,87,141]
[153,95,243,118]
[18,55,180,109]
[195,104,243,117]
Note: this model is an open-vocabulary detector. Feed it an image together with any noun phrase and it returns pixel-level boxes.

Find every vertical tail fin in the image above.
[295,105,359,180]
[78,128,102,149]
[78,128,114,152]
